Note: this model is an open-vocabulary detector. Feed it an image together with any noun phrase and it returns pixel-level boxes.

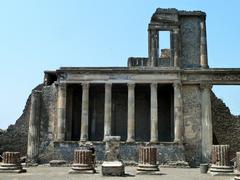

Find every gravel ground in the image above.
[0,166,234,180]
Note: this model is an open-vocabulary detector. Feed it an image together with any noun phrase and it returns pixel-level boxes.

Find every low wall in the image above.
[53,141,186,165]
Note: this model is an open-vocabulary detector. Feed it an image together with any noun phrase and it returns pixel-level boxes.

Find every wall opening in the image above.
[66,84,82,141]
[158,84,174,142]
[135,84,150,141]
[111,84,128,141]
[158,31,171,66]
[89,84,105,141]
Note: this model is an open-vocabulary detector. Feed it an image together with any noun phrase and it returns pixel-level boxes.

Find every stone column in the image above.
[104,83,112,140]
[57,83,67,141]
[210,145,233,174]
[200,17,209,68]
[127,83,135,142]
[80,83,90,142]
[173,81,183,143]
[27,90,41,163]
[150,83,158,143]
[200,82,212,162]
[173,29,180,68]
[148,29,159,67]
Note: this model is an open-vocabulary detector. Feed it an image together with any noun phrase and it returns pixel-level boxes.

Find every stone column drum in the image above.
[0,152,26,173]
[70,148,95,173]
[210,145,233,174]
[137,146,159,172]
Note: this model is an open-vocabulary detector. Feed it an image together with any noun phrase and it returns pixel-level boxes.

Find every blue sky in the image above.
[0,0,240,129]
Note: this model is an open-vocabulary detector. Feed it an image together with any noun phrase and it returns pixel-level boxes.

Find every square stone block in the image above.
[102,161,124,176]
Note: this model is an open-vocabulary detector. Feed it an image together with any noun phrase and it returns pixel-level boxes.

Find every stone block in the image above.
[49,160,67,167]
[102,161,124,176]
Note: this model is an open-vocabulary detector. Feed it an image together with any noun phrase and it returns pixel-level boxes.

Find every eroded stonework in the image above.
[1,8,240,167]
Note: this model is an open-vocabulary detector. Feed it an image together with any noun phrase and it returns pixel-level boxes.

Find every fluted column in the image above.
[200,17,208,68]
[173,81,183,143]
[80,83,90,142]
[173,29,180,68]
[57,83,67,141]
[27,90,41,163]
[127,83,135,142]
[200,82,212,162]
[150,83,158,142]
[104,83,112,140]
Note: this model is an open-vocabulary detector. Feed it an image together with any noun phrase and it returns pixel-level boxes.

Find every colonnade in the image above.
[56,82,184,143]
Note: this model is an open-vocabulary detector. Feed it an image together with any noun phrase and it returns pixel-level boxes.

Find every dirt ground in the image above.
[0,166,234,180]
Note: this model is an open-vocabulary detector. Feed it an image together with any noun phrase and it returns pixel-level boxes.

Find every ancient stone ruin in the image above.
[1,8,240,170]
[102,136,125,176]
[0,152,26,173]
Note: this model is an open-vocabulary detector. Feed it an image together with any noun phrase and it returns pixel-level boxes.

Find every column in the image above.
[127,83,135,142]
[150,83,158,142]
[27,90,41,163]
[104,83,112,140]
[200,17,209,68]
[148,29,159,67]
[66,87,73,141]
[173,81,183,142]
[57,83,67,141]
[80,83,90,142]
[200,82,212,163]
[173,29,180,68]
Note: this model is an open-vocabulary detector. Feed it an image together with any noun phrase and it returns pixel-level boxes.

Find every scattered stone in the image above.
[49,160,67,167]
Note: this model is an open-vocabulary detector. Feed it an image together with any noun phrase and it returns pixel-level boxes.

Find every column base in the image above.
[150,139,158,143]
[126,138,135,143]
[173,139,182,143]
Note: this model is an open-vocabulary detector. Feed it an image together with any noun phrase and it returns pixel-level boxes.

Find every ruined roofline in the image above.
[154,8,206,17]
[54,67,240,73]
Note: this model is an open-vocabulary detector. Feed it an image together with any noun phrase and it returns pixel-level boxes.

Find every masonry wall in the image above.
[180,17,201,68]
[182,85,202,166]
[1,83,240,165]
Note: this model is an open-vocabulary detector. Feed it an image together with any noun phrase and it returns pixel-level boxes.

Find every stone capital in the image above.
[150,83,158,89]
[81,82,90,89]
[127,83,135,89]
[173,81,182,88]
[56,82,67,89]
[200,82,212,90]
[105,83,112,89]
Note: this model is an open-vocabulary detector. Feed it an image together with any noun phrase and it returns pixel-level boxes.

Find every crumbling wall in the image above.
[0,84,43,156]
[38,84,57,163]
[211,91,240,160]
